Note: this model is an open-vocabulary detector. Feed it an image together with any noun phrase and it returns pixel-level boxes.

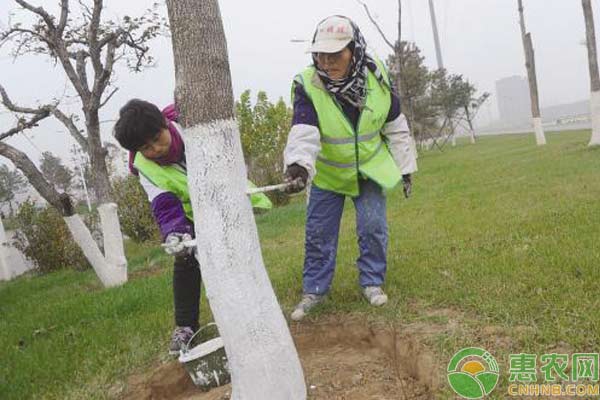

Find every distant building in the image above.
[495,76,531,125]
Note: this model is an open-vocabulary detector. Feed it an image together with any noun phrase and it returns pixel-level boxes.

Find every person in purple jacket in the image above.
[113,100,202,354]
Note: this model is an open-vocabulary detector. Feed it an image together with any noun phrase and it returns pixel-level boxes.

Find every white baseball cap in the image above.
[306,16,354,54]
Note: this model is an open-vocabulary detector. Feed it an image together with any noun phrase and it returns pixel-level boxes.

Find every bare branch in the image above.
[14,0,56,31]
[356,0,395,51]
[51,108,88,152]
[75,50,90,93]
[57,0,69,35]
[99,86,118,109]
[55,46,91,104]
[0,140,67,213]
[0,26,49,47]
[0,84,50,114]
[88,0,103,76]
[0,111,51,141]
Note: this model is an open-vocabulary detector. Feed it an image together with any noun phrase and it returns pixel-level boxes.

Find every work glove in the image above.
[284,164,308,194]
[162,232,193,257]
[402,174,412,199]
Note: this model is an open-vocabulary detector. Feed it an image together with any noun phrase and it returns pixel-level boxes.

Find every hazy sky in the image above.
[0,0,595,166]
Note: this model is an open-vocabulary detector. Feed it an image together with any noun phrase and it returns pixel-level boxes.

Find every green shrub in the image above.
[112,175,160,243]
[237,90,291,207]
[12,200,89,272]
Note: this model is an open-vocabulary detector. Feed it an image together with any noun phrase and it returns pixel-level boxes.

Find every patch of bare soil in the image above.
[120,317,441,400]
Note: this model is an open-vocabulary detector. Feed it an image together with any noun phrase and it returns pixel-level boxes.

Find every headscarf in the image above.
[311,16,387,109]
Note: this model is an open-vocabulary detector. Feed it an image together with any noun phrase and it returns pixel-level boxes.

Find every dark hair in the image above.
[113,99,167,151]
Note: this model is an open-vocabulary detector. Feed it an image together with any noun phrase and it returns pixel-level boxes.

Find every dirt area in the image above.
[120,317,443,400]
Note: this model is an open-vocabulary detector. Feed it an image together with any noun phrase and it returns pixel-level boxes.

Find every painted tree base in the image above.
[63,202,127,288]
[533,117,546,146]
[589,91,600,146]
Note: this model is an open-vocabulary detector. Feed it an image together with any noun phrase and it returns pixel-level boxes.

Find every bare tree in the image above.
[0,0,166,287]
[582,0,600,146]
[357,0,402,92]
[517,0,546,145]
[165,0,305,398]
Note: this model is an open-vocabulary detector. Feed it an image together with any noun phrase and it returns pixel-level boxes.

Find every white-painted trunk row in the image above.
[589,90,600,146]
[63,202,127,288]
[183,119,306,400]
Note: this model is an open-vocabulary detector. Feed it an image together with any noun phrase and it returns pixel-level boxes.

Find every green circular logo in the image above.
[447,347,500,399]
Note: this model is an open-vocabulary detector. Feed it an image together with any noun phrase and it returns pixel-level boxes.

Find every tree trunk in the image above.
[582,0,600,146]
[85,109,128,282]
[165,1,306,399]
[518,0,546,145]
[85,110,113,204]
[0,215,10,281]
[465,106,476,144]
[393,0,403,94]
[0,140,126,287]
[428,0,444,70]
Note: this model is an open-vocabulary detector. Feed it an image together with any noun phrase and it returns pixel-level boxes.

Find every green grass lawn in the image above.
[1,130,599,399]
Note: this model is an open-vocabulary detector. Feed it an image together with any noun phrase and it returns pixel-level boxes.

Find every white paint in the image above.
[469,128,476,144]
[179,337,225,363]
[0,216,10,281]
[451,135,456,147]
[533,117,547,145]
[63,211,127,288]
[589,90,600,146]
[97,203,128,274]
[182,119,306,400]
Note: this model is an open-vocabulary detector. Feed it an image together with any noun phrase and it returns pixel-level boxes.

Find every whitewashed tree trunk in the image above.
[518,0,546,145]
[166,1,306,399]
[533,117,546,145]
[0,141,126,287]
[63,207,127,287]
[582,0,600,146]
[0,215,10,281]
[590,91,600,145]
[98,203,127,272]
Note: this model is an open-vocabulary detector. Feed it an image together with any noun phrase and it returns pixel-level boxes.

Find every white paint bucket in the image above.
[178,323,231,390]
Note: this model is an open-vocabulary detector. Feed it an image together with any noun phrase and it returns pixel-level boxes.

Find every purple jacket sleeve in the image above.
[292,84,319,127]
[386,91,401,122]
[150,192,194,240]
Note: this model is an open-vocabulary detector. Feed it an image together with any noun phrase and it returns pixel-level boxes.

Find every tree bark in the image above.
[428,0,444,70]
[518,0,546,145]
[165,1,306,399]
[582,0,600,146]
[465,106,476,144]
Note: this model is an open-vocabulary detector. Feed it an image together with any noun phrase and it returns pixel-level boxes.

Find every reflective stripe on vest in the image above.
[293,59,401,196]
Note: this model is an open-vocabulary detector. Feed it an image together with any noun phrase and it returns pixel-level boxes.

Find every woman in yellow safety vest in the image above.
[283,15,417,321]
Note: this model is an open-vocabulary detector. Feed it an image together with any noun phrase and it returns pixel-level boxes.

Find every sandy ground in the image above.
[120,317,440,400]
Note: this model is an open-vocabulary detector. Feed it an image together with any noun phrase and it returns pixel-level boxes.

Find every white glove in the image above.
[162,233,193,256]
